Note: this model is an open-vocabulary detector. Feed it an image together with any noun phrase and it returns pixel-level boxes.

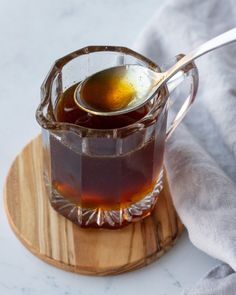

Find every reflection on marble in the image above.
[0,0,218,294]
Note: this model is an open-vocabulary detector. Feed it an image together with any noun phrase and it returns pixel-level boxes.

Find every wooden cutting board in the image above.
[4,135,184,275]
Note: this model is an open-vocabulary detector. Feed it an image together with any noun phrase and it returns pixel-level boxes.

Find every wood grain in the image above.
[4,136,184,275]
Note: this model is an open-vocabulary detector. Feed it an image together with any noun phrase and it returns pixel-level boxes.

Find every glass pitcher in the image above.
[36,46,198,229]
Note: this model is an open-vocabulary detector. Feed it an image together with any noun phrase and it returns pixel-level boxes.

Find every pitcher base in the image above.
[46,170,163,229]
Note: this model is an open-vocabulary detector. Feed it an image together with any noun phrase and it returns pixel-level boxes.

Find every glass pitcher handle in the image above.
[165,54,199,140]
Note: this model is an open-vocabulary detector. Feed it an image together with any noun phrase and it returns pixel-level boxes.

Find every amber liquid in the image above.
[52,84,165,210]
[80,66,136,111]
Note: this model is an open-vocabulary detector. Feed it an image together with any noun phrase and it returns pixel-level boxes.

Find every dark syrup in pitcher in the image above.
[51,83,165,211]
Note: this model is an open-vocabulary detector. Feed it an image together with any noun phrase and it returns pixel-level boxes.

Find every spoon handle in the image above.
[160,27,236,86]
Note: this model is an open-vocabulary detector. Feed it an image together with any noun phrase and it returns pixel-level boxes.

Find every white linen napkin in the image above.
[134,0,236,294]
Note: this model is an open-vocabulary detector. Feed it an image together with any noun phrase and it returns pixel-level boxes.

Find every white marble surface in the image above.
[0,0,218,294]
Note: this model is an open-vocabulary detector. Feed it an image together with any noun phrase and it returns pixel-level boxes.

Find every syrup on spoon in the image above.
[75,27,236,116]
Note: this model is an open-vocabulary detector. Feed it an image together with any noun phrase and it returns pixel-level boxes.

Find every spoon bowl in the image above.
[75,65,164,116]
[75,27,236,116]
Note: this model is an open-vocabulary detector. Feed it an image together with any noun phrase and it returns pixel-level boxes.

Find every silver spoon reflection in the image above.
[75,27,236,116]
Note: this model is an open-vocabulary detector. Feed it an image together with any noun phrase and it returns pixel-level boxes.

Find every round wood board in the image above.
[4,136,184,276]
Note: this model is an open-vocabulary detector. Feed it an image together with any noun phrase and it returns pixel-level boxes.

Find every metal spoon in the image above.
[75,27,236,116]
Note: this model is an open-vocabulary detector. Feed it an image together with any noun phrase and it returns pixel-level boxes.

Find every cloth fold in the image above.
[182,264,236,295]
[134,0,236,294]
